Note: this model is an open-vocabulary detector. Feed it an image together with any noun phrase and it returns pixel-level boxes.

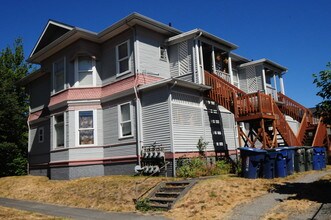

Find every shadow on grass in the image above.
[270,179,331,203]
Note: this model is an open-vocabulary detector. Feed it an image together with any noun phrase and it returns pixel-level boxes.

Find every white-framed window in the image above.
[118,102,133,138]
[38,127,44,143]
[74,56,96,87]
[116,40,130,76]
[160,45,167,61]
[53,113,65,148]
[77,110,96,146]
[53,57,66,93]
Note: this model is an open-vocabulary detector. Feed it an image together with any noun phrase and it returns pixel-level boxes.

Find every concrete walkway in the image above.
[225,169,331,220]
[0,197,168,220]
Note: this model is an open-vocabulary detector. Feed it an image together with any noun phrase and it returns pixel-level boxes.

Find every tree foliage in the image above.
[0,38,29,176]
[313,62,331,125]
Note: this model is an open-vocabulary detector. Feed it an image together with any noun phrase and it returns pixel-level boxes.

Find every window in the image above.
[78,111,95,145]
[75,56,95,86]
[38,127,44,143]
[160,46,167,61]
[119,103,132,138]
[53,58,65,93]
[116,41,130,76]
[54,114,64,148]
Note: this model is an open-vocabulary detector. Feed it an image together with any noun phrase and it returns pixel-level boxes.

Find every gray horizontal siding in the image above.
[51,150,69,162]
[142,86,171,151]
[104,143,137,158]
[29,74,50,110]
[29,120,51,164]
[69,147,103,161]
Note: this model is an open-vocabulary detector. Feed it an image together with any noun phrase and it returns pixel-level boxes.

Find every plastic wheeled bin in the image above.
[263,150,278,179]
[239,147,267,179]
[312,147,326,170]
[278,147,296,175]
[294,147,305,172]
[304,146,313,171]
[275,148,287,178]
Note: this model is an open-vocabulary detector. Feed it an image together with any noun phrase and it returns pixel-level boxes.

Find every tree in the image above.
[313,62,331,125]
[0,38,29,176]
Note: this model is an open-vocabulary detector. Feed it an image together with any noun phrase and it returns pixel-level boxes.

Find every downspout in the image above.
[194,31,203,84]
[169,80,177,176]
[127,21,142,167]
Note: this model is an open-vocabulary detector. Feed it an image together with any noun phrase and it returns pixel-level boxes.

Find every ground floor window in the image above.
[119,102,132,138]
[78,110,95,145]
[54,114,64,148]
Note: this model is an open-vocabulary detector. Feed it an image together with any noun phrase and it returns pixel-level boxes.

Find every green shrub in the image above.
[135,198,151,212]
[176,157,232,178]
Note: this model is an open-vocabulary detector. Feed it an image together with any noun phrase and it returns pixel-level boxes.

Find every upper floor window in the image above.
[116,40,130,76]
[75,56,96,87]
[53,58,66,93]
[38,127,44,143]
[119,102,132,138]
[78,110,95,146]
[160,46,167,61]
[54,113,65,148]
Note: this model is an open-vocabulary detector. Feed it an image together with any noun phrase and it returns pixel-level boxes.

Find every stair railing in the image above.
[134,161,170,203]
[312,118,327,146]
[297,111,309,145]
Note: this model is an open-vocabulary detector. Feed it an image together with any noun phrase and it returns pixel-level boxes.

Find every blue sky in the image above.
[1,0,330,107]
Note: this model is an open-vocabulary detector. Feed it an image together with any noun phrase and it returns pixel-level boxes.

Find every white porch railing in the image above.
[215,70,231,83]
[266,85,278,101]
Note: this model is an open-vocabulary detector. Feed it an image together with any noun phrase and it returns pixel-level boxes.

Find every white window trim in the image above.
[159,45,167,62]
[38,127,44,143]
[116,40,131,77]
[75,110,97,147]
[52,57,66,94]
[52,112,66,149]
[74,56,96,87]
[118,102,133,139]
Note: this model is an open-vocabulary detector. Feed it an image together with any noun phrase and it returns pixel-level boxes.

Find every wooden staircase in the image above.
[204,71,329,149]
[147,180,197,210]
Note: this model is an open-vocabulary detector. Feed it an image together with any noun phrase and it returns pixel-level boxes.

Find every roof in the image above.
[16,68,46,86]
[239,58,287,72]
[28,13,181,64]
[166,29,238,50]
[229,52,250,62]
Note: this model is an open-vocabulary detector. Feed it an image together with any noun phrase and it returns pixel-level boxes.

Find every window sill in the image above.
[118,135,134,140]
[116,70,131,78]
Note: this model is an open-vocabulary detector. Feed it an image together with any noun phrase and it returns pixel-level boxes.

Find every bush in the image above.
[135,198,151,212]
[176,157,232,178]
[0,142,27,177]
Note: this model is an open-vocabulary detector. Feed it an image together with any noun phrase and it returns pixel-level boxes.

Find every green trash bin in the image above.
[294,147,305,172]
[304,146,313,171]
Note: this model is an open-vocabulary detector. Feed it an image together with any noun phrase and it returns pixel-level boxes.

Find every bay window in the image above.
[54,114,64,148]
[53,58,65,93]
[78,111,95,145]
[75,56,95,86]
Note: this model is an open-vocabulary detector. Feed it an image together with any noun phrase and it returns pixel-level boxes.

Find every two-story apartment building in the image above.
[20,13,330,179]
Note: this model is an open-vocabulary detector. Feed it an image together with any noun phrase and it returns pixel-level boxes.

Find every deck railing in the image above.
[312,118,327,146]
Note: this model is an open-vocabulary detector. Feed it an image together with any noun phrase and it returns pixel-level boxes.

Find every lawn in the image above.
[0,206,66,220]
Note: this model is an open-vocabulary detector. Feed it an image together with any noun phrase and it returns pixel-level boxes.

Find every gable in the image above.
[30,20,73,57]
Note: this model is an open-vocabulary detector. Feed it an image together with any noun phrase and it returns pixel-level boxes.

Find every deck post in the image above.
[279,74,285,95]
[228,56,234,85]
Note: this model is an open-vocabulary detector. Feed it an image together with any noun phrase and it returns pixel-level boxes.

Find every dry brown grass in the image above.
[0,206,66,220]
[0,175,168,212]
[165,173,305,220]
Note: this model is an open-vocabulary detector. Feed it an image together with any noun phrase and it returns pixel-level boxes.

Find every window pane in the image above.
[54,61,64,73]
[119,59,129,73]
[79,71,93,86]
[121,104,130,121]
[78,57,92,71]
[79,111,93,128]
[118,43,128,59]
[55,71,64,91]
[122,122,132,136]
[79,129,94,145]
[55,114,64,123]
[55,125,64,147]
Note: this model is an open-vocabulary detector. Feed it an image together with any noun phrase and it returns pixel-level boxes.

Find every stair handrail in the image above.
[273,102,301,146]
[134,161,171,203]
[278,92,313,123]
[312,118,327,146]
[297,111,309,145]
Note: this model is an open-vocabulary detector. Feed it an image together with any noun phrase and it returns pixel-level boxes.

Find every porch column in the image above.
[194,39,201,84]
[262,68,267,93]
[199,41,205,84]
[211,46,216,73]
[279,74,285,95]
[228,56,234,85]
[273,73,278,92]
